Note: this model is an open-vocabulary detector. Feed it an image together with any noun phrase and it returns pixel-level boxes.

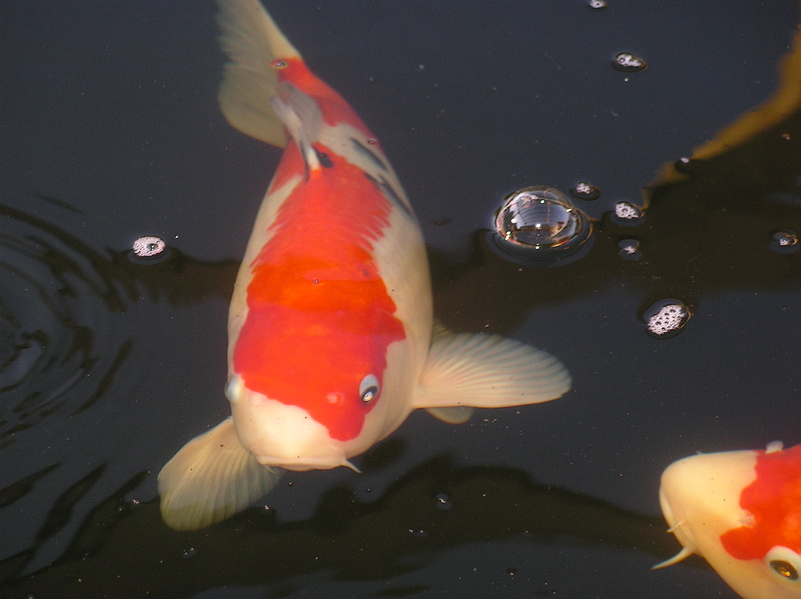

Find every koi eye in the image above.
[765,546,801,582]
[225,376,242,403]
[271,59,288,70]
[359,374,380,403]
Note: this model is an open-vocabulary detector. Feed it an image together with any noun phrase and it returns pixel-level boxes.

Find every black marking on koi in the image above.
[299,140,312,181]
[350,138,389,172]
[315,148,334,169]
[363,172,414,219]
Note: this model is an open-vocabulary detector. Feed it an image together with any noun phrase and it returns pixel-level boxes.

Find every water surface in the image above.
[2,2,800,597]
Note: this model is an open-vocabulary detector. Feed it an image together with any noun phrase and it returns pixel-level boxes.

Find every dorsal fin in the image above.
[271,81,324,172]
[215,0,301,147]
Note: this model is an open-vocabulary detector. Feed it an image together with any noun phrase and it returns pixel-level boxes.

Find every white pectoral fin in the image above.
[158,416,282,531]
[414,332,571,415]
[425,406,475,424]
[216,0,301,147]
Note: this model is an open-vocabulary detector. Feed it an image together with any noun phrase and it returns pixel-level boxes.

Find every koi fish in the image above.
[655,442,801,599]
[158,0,571,531]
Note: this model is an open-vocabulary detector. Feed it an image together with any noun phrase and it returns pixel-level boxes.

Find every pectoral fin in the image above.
[425,406,475,424]
[158,416,282,531]
[414,332,571,413]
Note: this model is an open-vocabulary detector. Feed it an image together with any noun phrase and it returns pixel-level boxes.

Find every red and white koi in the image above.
[656,442,801,599]
[158,0,571,531]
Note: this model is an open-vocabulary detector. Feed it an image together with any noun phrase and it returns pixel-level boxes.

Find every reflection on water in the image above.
[1,197,136,443]
[0,196,238,579]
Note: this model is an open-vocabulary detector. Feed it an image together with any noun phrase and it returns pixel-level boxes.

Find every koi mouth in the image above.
[658,487,678,530]
[253,449,358,472]
[653,488,697,569]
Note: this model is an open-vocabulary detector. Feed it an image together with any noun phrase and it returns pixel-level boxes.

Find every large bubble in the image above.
[491,186,592,265]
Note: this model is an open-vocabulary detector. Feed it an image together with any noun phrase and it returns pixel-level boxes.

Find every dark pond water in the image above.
[2,1,800,598]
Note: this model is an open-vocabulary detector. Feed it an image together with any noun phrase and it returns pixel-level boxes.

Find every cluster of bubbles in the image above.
[614,202,643,220]
[570,182,601,201]
[643,299,691,338]
[612,201,645,225]
[491,186,593,266]
[612,52,648,73]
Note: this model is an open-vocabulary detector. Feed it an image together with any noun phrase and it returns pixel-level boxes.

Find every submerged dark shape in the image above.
[0,196,240,574]
[3,456,690,597]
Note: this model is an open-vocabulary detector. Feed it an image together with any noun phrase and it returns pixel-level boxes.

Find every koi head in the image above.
[225,367,386,471]
[227,291,408,472]
[226,375,348,471]
[657,443,801,598]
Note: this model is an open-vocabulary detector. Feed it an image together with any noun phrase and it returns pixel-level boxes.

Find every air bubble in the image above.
[611,201,645,225]
[612,52,647,73]
[181,547,197,559]
[589,0,607,8]
[674,157,700,175]
[618,239,641,260]
[132,236,165,257]
[434,492,452,511]
[491,186,592,265]
[770,230,799,254]
[129,235,171,264]
[570,182,601,201]
[643,299,691,338]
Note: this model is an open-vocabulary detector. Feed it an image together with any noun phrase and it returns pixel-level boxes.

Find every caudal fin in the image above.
[215,0,301,147]
[158,416,282,531]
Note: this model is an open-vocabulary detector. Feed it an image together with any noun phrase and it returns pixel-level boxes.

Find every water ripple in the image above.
[0,196,237,576]
[0,199,136,447]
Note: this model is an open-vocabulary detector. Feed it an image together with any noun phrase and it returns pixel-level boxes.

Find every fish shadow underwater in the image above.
[2,452,700,597]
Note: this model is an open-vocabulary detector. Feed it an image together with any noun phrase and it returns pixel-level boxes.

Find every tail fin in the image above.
[215,0,301,147]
